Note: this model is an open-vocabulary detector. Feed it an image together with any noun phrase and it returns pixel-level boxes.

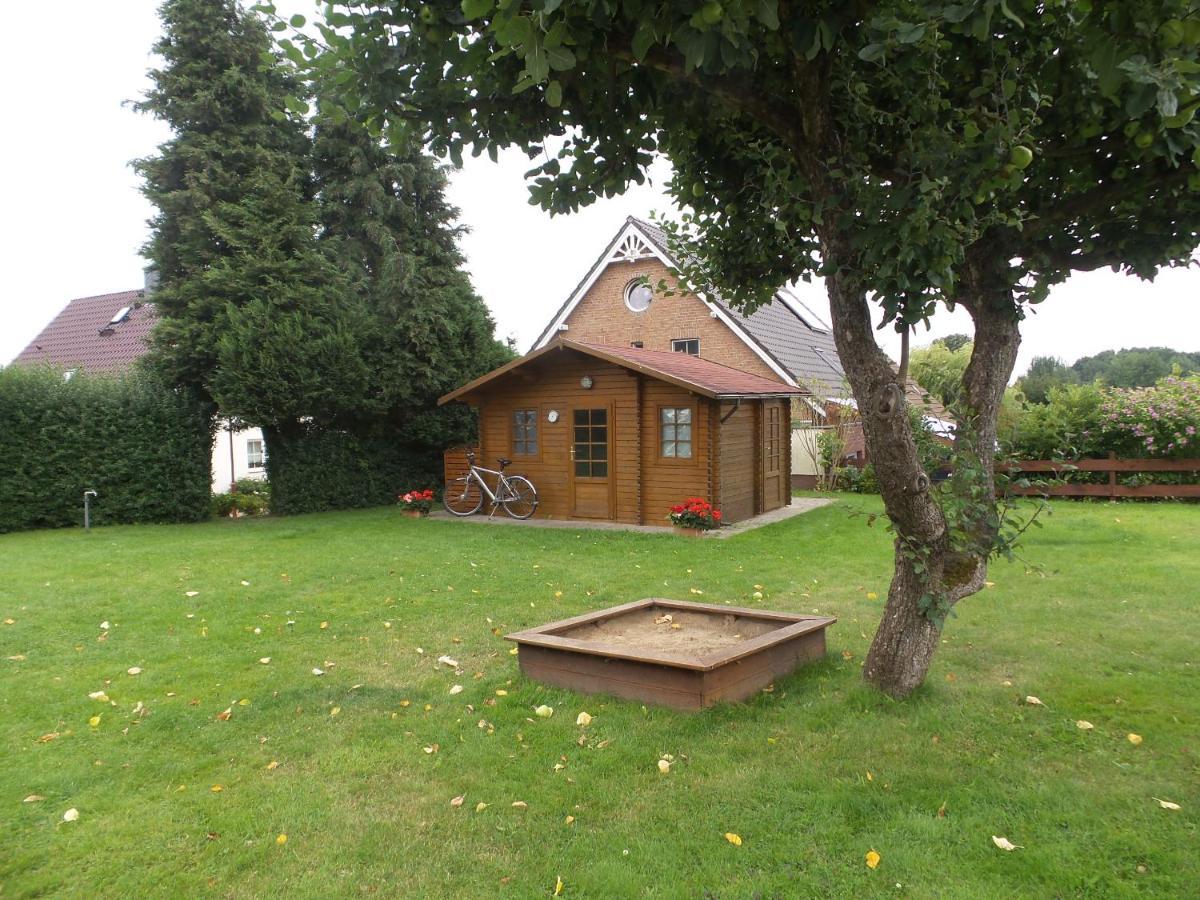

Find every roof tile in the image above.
[12,290,154,374]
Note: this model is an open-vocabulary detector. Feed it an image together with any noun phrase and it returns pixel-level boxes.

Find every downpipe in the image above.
[83,490,97,530]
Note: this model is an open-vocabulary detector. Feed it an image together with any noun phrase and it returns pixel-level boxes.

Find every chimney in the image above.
[143,266,160,299]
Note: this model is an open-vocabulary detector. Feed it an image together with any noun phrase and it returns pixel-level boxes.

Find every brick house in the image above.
[11,278,266,492]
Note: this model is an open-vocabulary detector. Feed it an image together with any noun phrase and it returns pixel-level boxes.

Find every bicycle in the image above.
[443,451,539,519]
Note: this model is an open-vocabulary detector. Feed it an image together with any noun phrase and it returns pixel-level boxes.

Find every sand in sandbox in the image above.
[556,606,781,657]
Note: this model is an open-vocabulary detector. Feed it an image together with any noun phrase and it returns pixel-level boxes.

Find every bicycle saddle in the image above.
[497,457,512,468]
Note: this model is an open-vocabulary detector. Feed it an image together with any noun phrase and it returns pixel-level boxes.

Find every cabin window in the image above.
[660,407,693,459]
[671,338,700,356]
[512,408,538,455]
[246,439,265,469]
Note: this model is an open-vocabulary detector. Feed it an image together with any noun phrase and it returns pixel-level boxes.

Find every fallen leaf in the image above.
[259,657,271,665]
[423,744,439,754]
[320,621,329,630]
[657,759,671,774]
[512,801,528,809]
[866,592,878,601]
[210,785,223,793]
[937,802,947,818]
[475,802,488,813]
[564,815,575,825]
[88,691,110,702]
[437,655,459,668]
[1076,720,1094,731]
[724,832,742,847]
[842,650,854,661]
[654,614,673,625]
[312,668,325,676]
[399,700,411,708]
[866,771,874,782]
[216,707,232,721]
[241,580,250,587]
[88,715,102,728]
[23,794,45,803]
[62,808,79,822]
[495,689,508,696]
[450,794,465,808]
[554,875,564,896]
[266,760,279,770]
[276,833,288,845]
[36,732,61,743]
[576,712,593,727]
[449,684,464,695]
[1127,733,1143,746]
[866,849,881,869]
[1025,696,1044,707]
[992,835,1021,851]
[330,707,340,717]
[99,621,111,630]
[185,591,199,597]
[126,667,142,676]
[535,705,554,718]
[1153,798,1181,811]
[509,647,519,655]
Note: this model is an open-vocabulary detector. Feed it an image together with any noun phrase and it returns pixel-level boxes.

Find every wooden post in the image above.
[1108,451,1118,500]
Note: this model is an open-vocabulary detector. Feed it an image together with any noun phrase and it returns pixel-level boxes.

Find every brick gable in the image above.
[557,258,782,382]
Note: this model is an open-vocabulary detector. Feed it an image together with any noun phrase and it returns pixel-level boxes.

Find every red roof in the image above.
[12,290,155,375]
[440,338,805,405]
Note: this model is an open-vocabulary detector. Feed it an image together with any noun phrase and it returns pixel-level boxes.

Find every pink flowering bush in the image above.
[1099,375,1200,458]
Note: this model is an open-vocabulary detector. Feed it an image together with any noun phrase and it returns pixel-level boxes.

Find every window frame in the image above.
[671,338,700,356]
[510,406,541,459]
[657,404,698,464]
[246,438,266,469]
[623,278,654,313]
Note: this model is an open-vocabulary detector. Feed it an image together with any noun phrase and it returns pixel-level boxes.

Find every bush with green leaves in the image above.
[0,366,213,532]
[1099,374,1200,458]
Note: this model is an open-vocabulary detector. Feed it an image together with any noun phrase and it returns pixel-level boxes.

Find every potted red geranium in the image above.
[398,488,435,518]
[667,497,721,536]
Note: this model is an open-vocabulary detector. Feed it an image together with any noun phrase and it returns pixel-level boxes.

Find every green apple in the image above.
[1134,131,1154,149]
[1159,19,1185,49]
[1009,145,1034,169]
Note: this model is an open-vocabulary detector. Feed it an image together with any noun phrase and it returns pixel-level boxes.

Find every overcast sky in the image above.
[2,1,1196,377]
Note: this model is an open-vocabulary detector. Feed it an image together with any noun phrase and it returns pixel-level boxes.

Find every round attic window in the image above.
[623,280,653,313]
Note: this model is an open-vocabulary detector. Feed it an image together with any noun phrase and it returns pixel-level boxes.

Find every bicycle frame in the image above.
[466,464,514,506]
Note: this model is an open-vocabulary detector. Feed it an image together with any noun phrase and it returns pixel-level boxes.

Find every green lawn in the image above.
[2,498,1196,898]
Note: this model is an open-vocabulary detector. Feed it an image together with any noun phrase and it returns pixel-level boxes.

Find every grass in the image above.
[1,497,1197,898]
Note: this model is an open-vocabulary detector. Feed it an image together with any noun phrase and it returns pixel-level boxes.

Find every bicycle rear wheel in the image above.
[443,476,483,516]
[501,476,538,520]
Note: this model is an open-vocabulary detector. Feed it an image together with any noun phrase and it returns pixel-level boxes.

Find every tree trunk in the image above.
[823,243,1022,698]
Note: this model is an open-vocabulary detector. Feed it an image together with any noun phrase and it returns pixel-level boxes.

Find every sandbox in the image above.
[506,598,835,710]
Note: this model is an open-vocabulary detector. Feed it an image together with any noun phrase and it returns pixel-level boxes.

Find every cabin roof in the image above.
[438,338,807,406]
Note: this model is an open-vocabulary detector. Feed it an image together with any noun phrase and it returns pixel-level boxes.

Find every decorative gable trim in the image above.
[530,218,799,388]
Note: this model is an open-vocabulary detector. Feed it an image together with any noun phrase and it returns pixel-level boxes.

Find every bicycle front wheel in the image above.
[501,476,538,520]
[443,476,483,516]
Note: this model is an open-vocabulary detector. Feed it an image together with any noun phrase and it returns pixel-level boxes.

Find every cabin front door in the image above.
[762,402,785,511]
[569,406,612,518]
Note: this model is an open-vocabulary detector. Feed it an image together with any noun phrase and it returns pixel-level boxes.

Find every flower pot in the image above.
[400,508,428,519]
[673,525,707,537]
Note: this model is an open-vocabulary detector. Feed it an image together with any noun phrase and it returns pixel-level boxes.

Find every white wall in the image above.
[792,426,822,477]
[211,422,267,492]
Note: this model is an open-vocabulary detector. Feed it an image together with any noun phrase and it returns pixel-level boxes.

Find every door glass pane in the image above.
[593,444,607,461]
[575,461,590,477]
[592,461,607,477]
[593,409,606,425]
[574,409,589,426]
[575,427,589,442]
[576,444,590,461]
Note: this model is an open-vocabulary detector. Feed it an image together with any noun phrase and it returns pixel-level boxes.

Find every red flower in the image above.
[712,510,722,521]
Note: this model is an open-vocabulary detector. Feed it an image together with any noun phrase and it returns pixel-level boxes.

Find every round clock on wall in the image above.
[546,410,559,423]
[580,376,594,389]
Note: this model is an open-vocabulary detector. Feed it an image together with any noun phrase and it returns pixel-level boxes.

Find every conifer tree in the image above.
[310,104,511,437]
[135,0,369,421]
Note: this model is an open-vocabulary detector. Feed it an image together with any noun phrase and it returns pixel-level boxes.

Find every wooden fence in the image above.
[1000,453,1200,499]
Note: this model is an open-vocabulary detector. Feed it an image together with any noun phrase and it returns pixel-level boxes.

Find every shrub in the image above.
[0,365,214,532]
[1099,375,1200,458]
[839,463,879,494]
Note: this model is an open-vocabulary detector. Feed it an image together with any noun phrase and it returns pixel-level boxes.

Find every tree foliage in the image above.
[294,0,1200,697]
[909,339,974,406]
[135,0,369,423]
[1070,346,1200,388]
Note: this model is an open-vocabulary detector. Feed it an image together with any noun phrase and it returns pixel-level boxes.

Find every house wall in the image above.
[211,422,267,492]
[462,349,730,524]
[560,259,781,381]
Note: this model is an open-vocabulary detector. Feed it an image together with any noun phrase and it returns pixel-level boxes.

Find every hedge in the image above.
[262,419,446,516]
[0,365,214,532]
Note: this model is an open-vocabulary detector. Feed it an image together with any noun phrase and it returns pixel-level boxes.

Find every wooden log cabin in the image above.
[439,338,801,525]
